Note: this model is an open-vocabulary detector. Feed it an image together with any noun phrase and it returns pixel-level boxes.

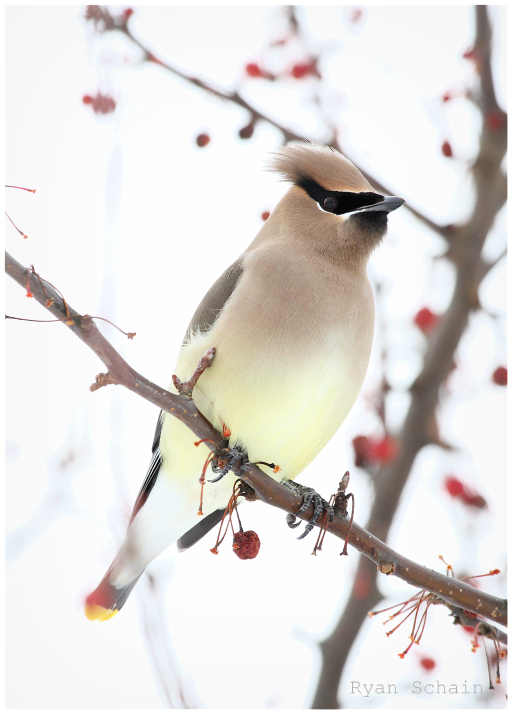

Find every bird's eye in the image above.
[322,196,337,212]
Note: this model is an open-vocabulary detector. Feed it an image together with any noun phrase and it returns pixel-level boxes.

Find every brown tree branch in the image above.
[312,5,507,707]
[6,250,507,637]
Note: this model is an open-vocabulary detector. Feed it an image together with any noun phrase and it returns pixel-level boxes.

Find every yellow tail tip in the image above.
[84,602,119,622]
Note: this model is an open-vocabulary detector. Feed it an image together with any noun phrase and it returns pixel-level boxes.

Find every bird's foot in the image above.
[284,481,334,539]
[208,447,250,482]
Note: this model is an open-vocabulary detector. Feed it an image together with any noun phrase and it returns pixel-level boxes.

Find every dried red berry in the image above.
[82,94,93,105]
[441,141,453,158]
[442,91,454,103]
[196,133,210,148]
[492,366,507,386]
[232,530,260,559]
[420,657,436,671]
[261,211,270,221]
[123,8,134,19]
[414,307,439,333]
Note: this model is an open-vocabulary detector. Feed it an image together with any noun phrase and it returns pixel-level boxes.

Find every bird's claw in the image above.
[285,483,334,539]
[208,447,250,482]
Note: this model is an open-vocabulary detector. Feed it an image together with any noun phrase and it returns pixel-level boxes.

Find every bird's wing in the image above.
[129,412,164,523]
[183,256,245,339]
[129,256,245,531]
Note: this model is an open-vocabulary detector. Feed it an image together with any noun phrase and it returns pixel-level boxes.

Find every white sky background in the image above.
[5,4,507,711]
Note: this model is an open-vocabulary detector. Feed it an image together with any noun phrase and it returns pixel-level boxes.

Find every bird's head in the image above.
[268,141,404,262]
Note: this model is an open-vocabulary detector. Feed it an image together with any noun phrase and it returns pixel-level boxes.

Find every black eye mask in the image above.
[297,176,384,215]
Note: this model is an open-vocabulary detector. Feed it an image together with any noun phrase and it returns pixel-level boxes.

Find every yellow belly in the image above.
[160,317,372,497]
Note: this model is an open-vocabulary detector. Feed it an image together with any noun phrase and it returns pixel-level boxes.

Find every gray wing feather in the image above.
[177,508,226,551]
[129,413,163,523]
[184,256,245,340]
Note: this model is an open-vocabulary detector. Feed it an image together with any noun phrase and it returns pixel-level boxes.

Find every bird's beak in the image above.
[356,196,405,213]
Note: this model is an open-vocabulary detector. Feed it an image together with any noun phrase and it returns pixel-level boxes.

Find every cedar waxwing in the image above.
[85,141,404,621]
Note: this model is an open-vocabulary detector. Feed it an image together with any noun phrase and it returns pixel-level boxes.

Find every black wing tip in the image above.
[177,508,226,551]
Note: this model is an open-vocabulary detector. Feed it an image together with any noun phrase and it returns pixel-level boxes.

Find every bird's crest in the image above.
[268,141,375,194]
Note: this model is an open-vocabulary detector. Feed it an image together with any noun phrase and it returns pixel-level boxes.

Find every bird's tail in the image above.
[85,569,142,622]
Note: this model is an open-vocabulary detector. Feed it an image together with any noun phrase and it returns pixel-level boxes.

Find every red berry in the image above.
[82,94,93,104]
[261,211,270,221]
[196,133,210,148]
[233,530,260,560]
[420,657,436,671]
[445,476,464,497]
[292,63,309,79]
[442,91,454,103]
[245,62,264,78]
[462,493,487,509]
[291,61,319,79]
[441,141,453,158]
[368,436,398,464]
[123,8,134,19]
[414,307,439,333]
[353,435,398,466]
[492,366,507,386]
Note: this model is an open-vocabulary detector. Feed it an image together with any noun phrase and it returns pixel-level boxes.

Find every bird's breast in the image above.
[172,258,374,481]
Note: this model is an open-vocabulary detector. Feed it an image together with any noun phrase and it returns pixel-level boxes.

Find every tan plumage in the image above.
[268,141,375,192]
[85,141,404,620]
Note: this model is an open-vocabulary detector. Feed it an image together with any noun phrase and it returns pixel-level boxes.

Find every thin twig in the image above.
[172,348,216,399]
